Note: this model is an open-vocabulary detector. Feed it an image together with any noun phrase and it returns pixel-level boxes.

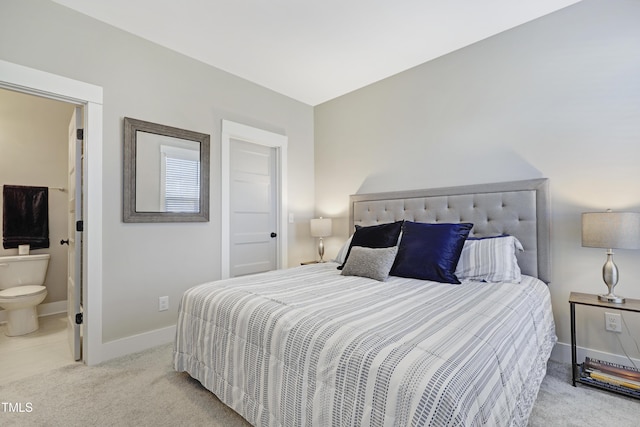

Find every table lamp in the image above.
[582,210,640,303]
[310,217,332,262]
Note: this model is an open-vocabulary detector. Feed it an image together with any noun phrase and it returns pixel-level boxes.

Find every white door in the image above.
[229,139,278,277]
[66,106,82,361]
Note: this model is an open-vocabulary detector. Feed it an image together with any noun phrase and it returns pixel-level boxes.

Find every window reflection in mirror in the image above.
[135,131,201,213]
[123,117,210,223]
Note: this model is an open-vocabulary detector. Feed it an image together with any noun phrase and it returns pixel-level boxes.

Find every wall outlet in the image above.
[159,296,169,312]
[605,312,622,333]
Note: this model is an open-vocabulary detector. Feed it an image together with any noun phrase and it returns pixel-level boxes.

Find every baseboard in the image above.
[100,325,176,363]
[0,300,67,324]
[552,341,640,368]
[38,300,67,317]
[0,300,175,365]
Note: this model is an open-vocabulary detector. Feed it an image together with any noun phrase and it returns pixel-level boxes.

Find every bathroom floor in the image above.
[0,313,78,384]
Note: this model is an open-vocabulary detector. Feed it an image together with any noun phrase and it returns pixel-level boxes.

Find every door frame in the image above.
[0,59,104,365]
[67,106,83,361]
[221,120,288,279]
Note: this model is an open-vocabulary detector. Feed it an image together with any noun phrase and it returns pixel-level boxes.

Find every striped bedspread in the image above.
[174,263,556,427]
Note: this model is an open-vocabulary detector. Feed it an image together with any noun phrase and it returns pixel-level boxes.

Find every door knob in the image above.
[60,239,69,245]
[270,232,277,238]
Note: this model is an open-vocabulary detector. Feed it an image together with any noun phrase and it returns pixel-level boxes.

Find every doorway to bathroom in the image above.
[0,88,83,368]
[0,60,103,365]
[0,59,104,366]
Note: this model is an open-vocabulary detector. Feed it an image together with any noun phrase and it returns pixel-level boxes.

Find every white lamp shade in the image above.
[310,217,332,237]
[582,211,640,250]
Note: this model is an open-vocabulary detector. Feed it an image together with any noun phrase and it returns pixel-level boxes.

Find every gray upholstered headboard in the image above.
[349,179,551,283]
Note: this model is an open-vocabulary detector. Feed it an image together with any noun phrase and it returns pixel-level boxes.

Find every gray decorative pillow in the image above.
[340,245,398,282]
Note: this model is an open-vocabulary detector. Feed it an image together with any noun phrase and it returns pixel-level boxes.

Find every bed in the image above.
[174,178,557,426]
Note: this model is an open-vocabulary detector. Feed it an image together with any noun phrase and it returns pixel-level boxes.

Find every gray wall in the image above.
[0,0,315,342]
[315,0,640,361]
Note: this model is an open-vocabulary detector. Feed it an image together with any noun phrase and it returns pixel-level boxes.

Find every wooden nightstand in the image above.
[300,260,320,265]
[569,291,640,398]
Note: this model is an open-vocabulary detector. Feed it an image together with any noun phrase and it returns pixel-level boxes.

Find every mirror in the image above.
[123,117,210,222]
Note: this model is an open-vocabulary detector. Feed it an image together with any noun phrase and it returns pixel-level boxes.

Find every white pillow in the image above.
[333,235,353,264]
[454,235,524,283]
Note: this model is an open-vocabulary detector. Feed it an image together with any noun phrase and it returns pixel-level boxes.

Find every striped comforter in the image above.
[174,262,556,427]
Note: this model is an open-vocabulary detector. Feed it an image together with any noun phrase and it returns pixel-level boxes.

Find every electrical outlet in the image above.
[605,312,622,333]
[159,296,169,312]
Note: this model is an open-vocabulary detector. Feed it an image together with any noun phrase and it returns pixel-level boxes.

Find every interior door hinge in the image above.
[77,129,84,140]
[76,220,84,232]
[75,313,83,325]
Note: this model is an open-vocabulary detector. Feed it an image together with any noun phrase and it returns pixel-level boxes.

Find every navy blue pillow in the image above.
[338,221,403,270]
[390,221,473,284]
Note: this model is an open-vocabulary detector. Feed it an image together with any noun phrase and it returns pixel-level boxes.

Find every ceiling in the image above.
[52,0,582,106]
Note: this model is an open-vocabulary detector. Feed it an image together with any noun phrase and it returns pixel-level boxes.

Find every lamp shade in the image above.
[582,211,640,250]
[310,217,332,237]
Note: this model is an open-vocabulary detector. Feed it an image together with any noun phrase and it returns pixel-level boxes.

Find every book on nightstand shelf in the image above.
[580,357,640,397]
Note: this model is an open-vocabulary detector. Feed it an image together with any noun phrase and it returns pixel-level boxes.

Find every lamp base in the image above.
[598,294,625,304]
[317,237,325,263]
[599,251,624,304]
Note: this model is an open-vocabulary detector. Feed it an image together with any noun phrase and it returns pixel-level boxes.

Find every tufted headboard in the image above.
[349,179,551,283]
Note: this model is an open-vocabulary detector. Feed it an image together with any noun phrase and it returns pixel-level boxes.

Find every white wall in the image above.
[0,0,315,345]
[314,0,640,363]
[0,88,73,306]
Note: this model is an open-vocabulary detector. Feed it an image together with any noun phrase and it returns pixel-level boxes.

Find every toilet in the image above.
[0,254,50,336]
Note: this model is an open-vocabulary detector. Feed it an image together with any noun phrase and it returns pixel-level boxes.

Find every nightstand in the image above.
[300,260,320,265]
[569,291,640,398]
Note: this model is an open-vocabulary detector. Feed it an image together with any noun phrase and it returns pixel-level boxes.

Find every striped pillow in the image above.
[454,235,524,283]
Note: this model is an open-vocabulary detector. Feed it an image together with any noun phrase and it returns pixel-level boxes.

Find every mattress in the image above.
[174,262,556,426]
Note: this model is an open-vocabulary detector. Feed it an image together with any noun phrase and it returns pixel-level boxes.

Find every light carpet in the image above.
[1,343,638,426]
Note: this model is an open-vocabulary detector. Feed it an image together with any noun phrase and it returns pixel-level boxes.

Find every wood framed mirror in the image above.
[123,117,210,222]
